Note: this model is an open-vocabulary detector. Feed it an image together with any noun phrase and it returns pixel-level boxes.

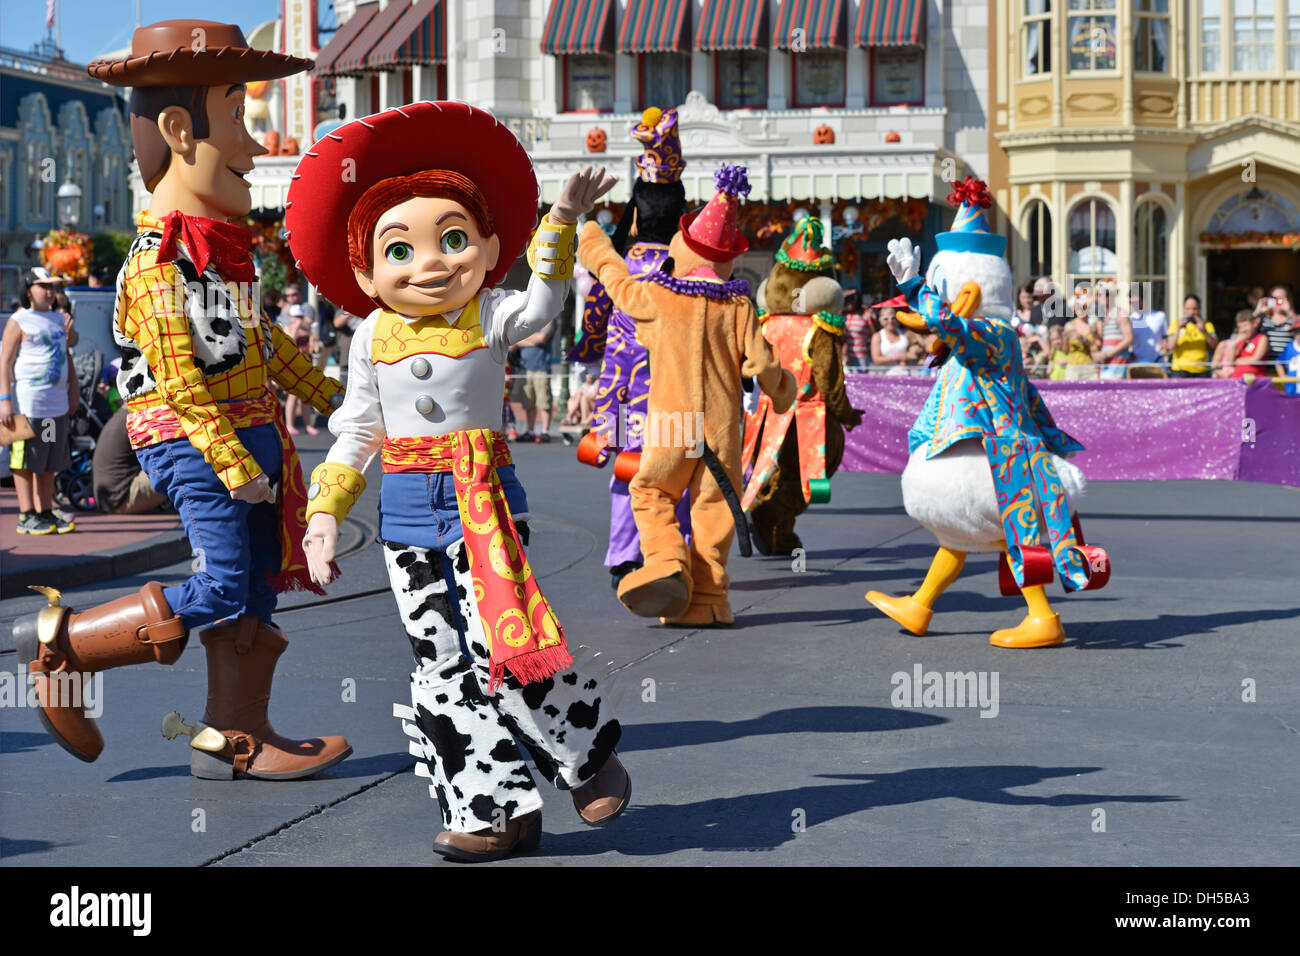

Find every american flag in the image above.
[46,0,56,29]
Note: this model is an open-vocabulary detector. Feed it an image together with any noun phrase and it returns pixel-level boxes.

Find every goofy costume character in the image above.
[578,164,796,627]
[865,178,1110,647]
[571,108,691,587]
[13,20,351,778]
[290,102,629,863]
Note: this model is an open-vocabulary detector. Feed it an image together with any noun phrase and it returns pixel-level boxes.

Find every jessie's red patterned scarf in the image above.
[381,429,572,689]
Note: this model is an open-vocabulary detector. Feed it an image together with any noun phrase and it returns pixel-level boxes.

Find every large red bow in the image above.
[946,176,993,210]
[156,211,257,284]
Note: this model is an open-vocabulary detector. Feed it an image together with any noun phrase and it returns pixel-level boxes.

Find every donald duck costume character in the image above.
[865,178,1110,648]
[287,102,629,862]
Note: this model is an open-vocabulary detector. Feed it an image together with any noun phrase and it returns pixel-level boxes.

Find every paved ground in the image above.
[2,433,1297,866]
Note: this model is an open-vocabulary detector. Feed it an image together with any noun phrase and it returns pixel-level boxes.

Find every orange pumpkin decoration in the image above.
[280,138,299,156]
[45,247,82,276]
[586,128,607,153]
[884,130,901,143]
[813,124,835,145]
[263,129,281,154]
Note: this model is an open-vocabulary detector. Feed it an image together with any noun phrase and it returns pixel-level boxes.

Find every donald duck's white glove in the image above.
[886,238,920,284]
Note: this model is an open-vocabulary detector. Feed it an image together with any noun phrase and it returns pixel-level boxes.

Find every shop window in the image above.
[716,50,768,109]
[1067,0,1118,71]
[1024,199,1053,279]
[1135,0,1170,72]
[871,46,924,106]
[565,53,615,112]
[1232,0,1275,72]
[1023,0,1053,76]
[1134,201,1169,313]
[792,49,846,108]
[1290,1,1300,68]
[640,53,690,110]
[1068,198,1118,295]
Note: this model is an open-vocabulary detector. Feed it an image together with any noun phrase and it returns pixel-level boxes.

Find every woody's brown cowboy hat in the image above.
[87,20,311,87]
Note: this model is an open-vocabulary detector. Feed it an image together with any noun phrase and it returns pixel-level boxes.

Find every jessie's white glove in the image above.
[886,237,920,284]
[303,512,339,587]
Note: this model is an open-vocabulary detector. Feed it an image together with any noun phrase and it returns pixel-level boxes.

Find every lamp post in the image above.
[56,181,83,228]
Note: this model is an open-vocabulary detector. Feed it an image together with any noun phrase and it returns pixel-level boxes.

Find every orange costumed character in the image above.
[577,164,796,626]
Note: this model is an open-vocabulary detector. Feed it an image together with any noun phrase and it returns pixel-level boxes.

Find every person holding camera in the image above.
[1167,293,1217,378]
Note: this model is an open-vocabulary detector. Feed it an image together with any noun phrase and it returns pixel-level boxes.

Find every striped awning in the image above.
[370,0,446,67]
[542,0,616,55]
[618,0,690,53]
[696,0,767,51]
[855,0,926,46]
[774,0,846,50]
[313,2,379,75]
[333,0,409,74]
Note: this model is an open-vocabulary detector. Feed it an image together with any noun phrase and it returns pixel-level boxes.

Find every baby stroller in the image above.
[54,349,110,512]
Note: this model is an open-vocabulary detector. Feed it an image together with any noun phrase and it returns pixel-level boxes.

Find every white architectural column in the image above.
[846,45,867,109]
[691,49,711,100]
[615,53,636,112]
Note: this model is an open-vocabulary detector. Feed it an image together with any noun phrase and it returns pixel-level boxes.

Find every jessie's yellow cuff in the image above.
[527,215,576,281]
[305,462,367,524]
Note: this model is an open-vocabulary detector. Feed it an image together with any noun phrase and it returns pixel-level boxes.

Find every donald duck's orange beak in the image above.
[896,309,927,332]
[950,281,982,319]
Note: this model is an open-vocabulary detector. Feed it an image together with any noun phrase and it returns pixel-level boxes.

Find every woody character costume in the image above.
[740,218,863,556]
[570,107,692,586]
[288,102,628,862]
[11,20,352,778]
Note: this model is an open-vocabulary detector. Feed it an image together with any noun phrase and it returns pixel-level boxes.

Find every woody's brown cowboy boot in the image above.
[189,614,351,780]
[12,583,188,762]
[431,810,543,863]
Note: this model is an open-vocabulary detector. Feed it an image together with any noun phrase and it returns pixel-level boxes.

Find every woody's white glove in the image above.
[887,238,920,284]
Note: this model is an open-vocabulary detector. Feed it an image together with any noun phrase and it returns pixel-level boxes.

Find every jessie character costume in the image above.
[12,20,352,780]
[288,102,627,860]
[740,218,863,556]
[578,164,796,627]
[865,178,1110,649]
[570,107,691,585]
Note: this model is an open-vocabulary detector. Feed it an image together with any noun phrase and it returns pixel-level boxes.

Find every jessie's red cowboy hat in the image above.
[87,20,311,87]
[285,101,539,318]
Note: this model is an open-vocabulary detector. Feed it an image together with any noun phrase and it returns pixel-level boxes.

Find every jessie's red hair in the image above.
[346,169,494,272]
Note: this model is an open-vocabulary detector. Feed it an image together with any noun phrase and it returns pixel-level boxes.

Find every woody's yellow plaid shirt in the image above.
[121,212,343,491]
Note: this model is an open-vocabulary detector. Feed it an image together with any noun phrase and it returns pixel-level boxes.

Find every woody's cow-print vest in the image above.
[113,230,274,400]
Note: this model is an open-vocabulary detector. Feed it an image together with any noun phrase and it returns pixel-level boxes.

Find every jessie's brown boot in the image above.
[12,583,188,762]
[191,615,352,780]
[431,810,543,863]
[571,753,631,826]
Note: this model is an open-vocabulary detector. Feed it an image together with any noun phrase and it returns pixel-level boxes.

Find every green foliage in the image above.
[257,253,290,298]
[89,231,133,278]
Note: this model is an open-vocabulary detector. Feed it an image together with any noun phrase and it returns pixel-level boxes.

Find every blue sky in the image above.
[0,0,323,66]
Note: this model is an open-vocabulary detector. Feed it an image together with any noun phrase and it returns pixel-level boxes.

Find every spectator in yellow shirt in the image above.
[1168,294,1218,378]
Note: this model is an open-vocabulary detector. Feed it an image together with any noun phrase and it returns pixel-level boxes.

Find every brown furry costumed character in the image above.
[741,220,863,555]
[577,164,795,626]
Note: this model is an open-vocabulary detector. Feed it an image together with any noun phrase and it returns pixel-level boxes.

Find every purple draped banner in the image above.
[842,376,1300,489]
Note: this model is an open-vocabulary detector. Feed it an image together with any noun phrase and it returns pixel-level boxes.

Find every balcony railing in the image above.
[1186,76,1300,125]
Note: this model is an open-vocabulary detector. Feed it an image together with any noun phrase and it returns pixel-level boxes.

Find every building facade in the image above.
[990,0,1300,329]
[0,45,133,300]
[296,0,992,299]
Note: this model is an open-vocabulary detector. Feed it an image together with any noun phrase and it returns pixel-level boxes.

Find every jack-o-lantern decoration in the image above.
[280,137,299,156]
[884,130,901,143]
[263,129,281,154]
[813,124,835,145]
[586,128,608,153]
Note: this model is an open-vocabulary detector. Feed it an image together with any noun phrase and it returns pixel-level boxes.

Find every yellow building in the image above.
[990,0,1300,329]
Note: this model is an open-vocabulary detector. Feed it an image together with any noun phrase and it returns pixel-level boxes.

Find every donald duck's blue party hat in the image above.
[936,177,1006,257]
